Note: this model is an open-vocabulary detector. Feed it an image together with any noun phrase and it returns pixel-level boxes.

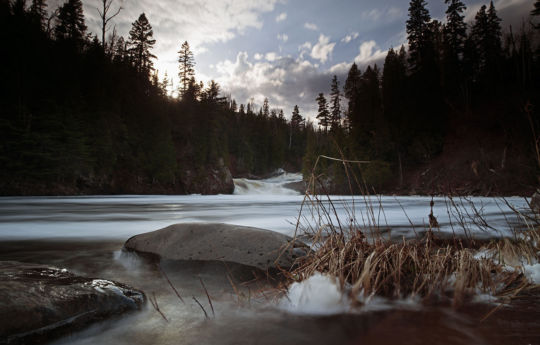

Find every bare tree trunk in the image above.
[98,0,122,49]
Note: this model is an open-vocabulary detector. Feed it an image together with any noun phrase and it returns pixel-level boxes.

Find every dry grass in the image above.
[285,154,540,308]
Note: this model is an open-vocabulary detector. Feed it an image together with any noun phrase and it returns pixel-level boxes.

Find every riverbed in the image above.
[0,174,538,345]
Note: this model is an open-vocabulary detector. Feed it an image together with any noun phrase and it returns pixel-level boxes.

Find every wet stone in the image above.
[0,261,145,345]
[124,223,308,273]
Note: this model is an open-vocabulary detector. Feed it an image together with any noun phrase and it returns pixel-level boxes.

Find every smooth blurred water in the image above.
[0,192,531,240]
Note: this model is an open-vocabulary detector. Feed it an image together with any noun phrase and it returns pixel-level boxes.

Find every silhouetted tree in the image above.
[97,0,122,49]
[406,0,431,73]
[329,75,341,132]
[55,0,87,43]
[316,93,330,133]
[178,41,195,98]
[344,62,361,132]
[29,0,47,28]
[128,13,156,75]
[262,98,270,117]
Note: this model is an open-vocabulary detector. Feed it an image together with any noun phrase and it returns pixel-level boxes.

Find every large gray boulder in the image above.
[124,223,307,272]
[0,261,145,345]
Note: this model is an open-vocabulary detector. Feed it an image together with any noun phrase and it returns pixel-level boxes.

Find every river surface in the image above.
[0,173,538,345]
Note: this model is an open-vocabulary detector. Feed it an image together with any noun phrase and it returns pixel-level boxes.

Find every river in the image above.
[0,173,538,345]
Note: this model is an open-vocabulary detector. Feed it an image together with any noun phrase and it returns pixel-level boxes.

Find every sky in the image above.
[54,0,533,120]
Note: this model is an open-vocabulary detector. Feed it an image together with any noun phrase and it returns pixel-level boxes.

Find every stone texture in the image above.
[0,261,145,345]
[124,223,308,271]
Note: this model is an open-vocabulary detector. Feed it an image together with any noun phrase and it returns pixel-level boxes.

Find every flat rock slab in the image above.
[0,261,145,345]
[124,223,307,272]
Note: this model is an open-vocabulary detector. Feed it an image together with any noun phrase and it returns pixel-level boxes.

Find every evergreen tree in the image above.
[406,0,431,73]
[178,41,195,98]
[128,13,156,75]
[442,0,467,101]
[291,105,304,129]
[533,0,540,29]
[344,63,361,132]
[55,0,87,43]
[316,93,330,132]
[29,0,47,28]
[262,98,270,117]
[443,0,467,62]
[471,3,502,81]
[329,75,341,132]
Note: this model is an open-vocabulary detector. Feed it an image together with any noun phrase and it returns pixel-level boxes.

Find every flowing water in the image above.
[0,173,538,345]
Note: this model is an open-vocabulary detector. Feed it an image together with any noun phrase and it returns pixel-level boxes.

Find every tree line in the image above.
[308,0,540,192]
[0,0,309,194]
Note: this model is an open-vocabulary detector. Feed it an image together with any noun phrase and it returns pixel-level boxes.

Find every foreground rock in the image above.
[124,223,308,272]
[0,261,145,345]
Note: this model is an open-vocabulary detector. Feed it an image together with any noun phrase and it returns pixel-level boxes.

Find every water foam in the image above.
[233,171,303,195]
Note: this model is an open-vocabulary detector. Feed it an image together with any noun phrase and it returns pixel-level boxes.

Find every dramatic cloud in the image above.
[311,34,336,63]
[214,52,341,121]
[275,12,287,22]
[304,22,319,31]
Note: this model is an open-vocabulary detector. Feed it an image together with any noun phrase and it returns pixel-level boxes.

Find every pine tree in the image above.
[443,0,467,62]
[128,13,156,75]
[262,98,269,117]
[533,0,540,29]
[471,3,502,79]
[178,41,195,98]
[316,93,330,132]
[344,63,361,131]
[329,75,341,132]
[55,0,87,43]
[289,105,304,150]
[29,0,47,28]
[291,105,304,129]
[406,0,431,72]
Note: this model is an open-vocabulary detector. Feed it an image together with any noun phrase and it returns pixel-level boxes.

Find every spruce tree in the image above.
[178,41,195,98]
[316,93,330,133]
[128,13,156,75]
[344,63,361,132]
[291,105,304,129]
[55,0,87,43]
[262,98,270,117]
[29,0,47,28]
[329,75,341,132]
[533,0,540,29]
[443,0,467,62]
[406,0,431,72]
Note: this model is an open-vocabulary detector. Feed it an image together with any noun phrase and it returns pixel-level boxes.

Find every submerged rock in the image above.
[124,223,308,273]
[0,261,145,345]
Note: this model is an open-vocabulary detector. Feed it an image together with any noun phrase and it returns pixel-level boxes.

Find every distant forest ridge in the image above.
[0,0,539,196]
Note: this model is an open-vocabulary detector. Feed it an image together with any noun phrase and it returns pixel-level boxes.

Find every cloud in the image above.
[275,12,287,22]
[71,0,283,87]
[341,32,359,44]
[277,33,288,42]
[214,52,343,121]
[311,34,336,63]
[360,6,403,22]
[254,53,264,60]
[354,40,386,66]
[265,52,280,61]
[304,22,318,31]
[464,0,531,28]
